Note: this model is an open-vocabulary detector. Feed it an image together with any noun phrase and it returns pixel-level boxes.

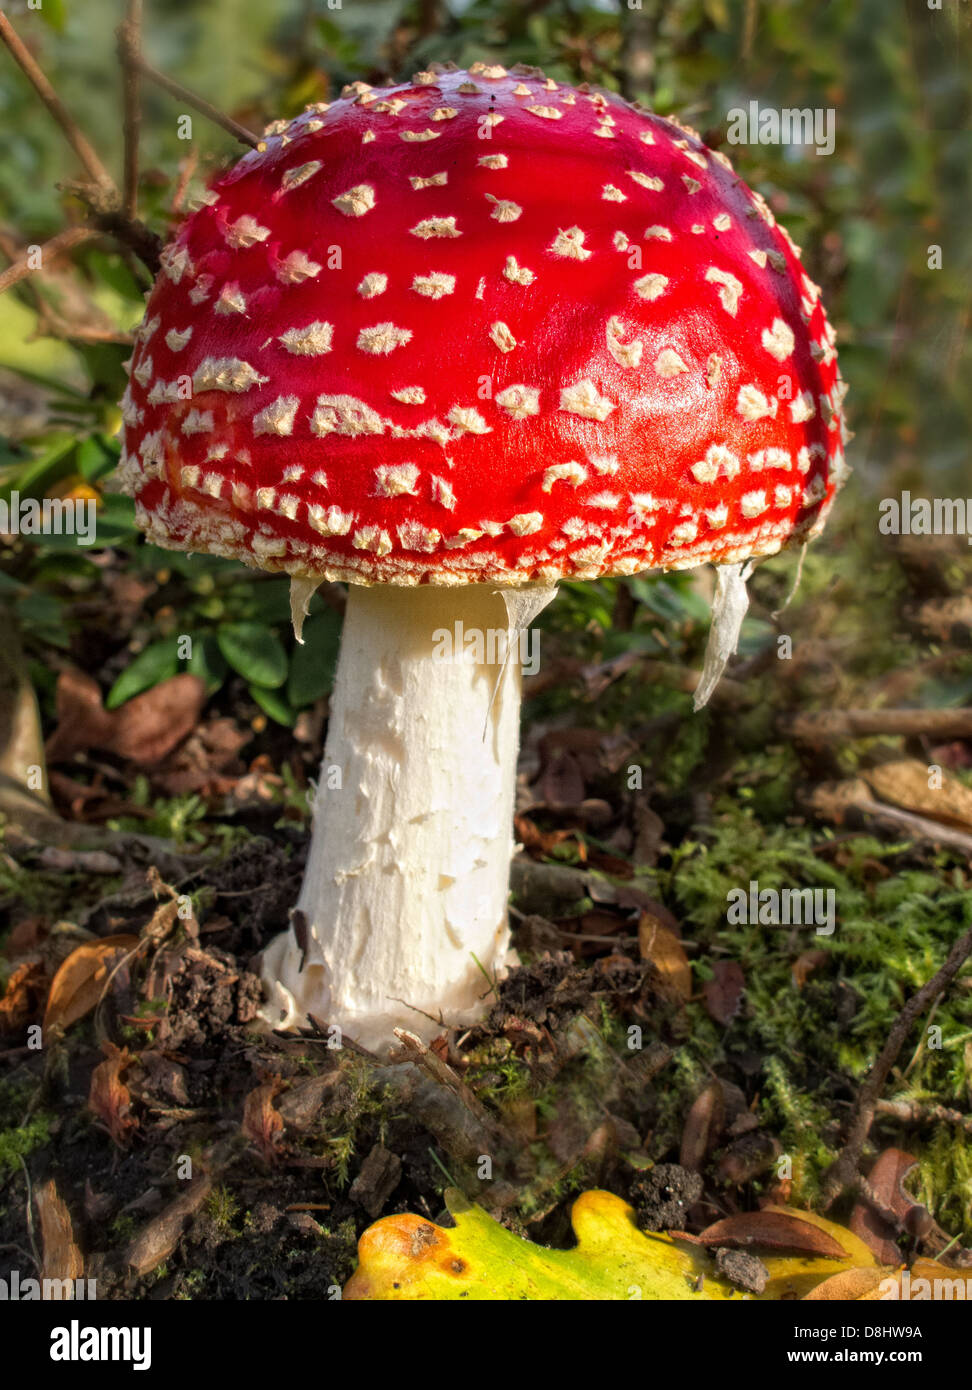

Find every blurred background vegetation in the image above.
[1,0,970,723]
[1,0,970,726]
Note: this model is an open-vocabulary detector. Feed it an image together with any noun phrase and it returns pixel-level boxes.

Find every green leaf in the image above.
[218,622,288,688]
[14,591,71,649]
[631,577,711,624]
[106,637,181,709]
[91,494,138,548]
[248,683,295,727]
[237,577,293,626]
[286,609,343,708]
[38,0,67,32]
[77,436,119,483]
[0,436,76,504]
[186,634,228,695]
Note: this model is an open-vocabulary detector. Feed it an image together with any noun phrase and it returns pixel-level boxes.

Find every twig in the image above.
[848,794,972,859]
[393,1028,494,1125]
[875,1098,972,1137]
[17,1156,41,1272]
[822,922,972,1206]
[0,1241,39,1273]
[0,12,116,193]
[170,149,198,213]
[0,225,100,296]
[129,51,260,149]
[789,707,972,741]
[117,0,143,220]
[88,205,162,276]
[0,225,130,341]
[0,12,161,276]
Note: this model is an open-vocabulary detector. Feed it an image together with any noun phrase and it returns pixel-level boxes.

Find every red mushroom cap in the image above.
[119,62,848,587]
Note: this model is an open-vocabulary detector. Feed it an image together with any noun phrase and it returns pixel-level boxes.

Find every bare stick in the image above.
[118,0,143,220]
[876,1098,972,1137]
[850,796,972,858]
[822,922,972,1206]
[57,181,162,276]
[0,225,100,295]
[789,707,972,741]
[813,780,972,858]
[0,12,116,193]
[132,52,260,148]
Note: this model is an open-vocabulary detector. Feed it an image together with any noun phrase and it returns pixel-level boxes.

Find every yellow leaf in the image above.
[344,1190,882,1302]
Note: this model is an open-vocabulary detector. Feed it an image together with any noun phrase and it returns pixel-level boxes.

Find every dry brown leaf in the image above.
[810,778,873,824]
[703,960,745,1025]
[242,1077,285,1163]
[792,949,829,990]
[537,749,586,808]
[88,1041,137,1147]
[697,1209,849,1259]
[638,913,691,1002]
[851,1259,972,1301]
[44,668,113,762]
[850,1148,919,1263]
[0,960,48,1033]
[35,1179,83,1289]
[513,814,583,859]
[43,934,139,1033]
[864,759,972,832]
[802,1266,888,1300]
[679,1081,725,1171]
[46,668,206,766]
[6,916,47,953]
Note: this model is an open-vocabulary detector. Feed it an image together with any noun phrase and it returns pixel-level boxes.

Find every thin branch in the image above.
[0,225,99,295]
[170,149,198,214]
[56,180,162,276]
[875,1098,972,1137]
[131,51,260,148]
[789,707,972,741]
[0,228,132,343]
[118,0,143,220]
[822,922,972,1206]
[89,202,162,276]
[0,11,116,194]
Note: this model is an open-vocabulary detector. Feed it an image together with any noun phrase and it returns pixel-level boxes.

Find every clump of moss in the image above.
[204,1185,240,1235]
[0,1079,52,1177]
[912,1124,972,1239]
[653,801,972,1227]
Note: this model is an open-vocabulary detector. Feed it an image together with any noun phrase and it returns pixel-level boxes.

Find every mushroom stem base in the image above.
[259,583,524,1051]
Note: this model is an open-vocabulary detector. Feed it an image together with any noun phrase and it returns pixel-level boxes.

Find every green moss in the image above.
[646,799,972,1226]
[0,1112,51,1176]
[204,1185,240,1234]
[912,1125,972,1239]
[109,1212,137,1244]
[327,1133,355,1187]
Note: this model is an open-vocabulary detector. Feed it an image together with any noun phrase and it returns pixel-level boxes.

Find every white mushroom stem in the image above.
[260,583,548,1051]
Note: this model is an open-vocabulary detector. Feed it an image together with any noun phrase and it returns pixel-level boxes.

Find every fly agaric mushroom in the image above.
[117,62,848,1049]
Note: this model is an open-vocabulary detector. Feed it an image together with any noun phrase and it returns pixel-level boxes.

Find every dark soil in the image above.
[0,837,696,1299]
